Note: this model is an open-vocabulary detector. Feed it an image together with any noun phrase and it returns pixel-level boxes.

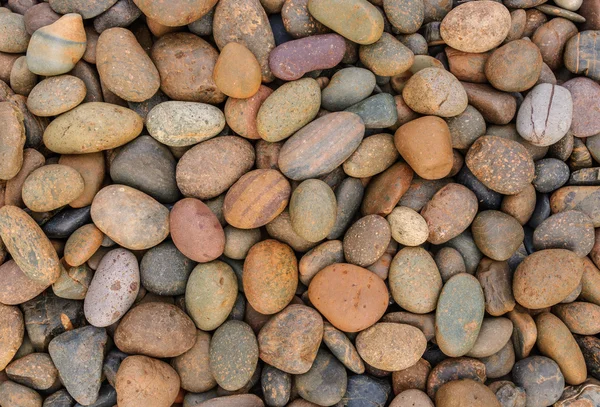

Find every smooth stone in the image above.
[0,381,42,407]
[0,261,47,305]
[24,3,60,35]
[485,39,542,92]
[391,358,431,394]
[580,0,600,29]
[343,215,391,267]
[290,179,336,243]
[150,33,225,103]
[466,317,513,358]
[481,341,515,379]
[258,304,323,374]
[361,162,413,216]
[420,183,478,244]
[114,302,196,357]
[513,356,564,407]
[295,349,347,406]
[281,0,330,38]
[387,206,429,246]
[48,0,117,18]
[299,241,344,286]
[389,247,442,313]
[398,33,429,55]
[426,357,486,398]
[445,48,489,84]
[4,149,44,207]
[402,68,467,117]
[72,383,116,407]
[445,105,486,150]
[48,326,107,406]
[115,355,180,407]
[553,302,600,335]
[435,273,485,357]
[476,258,516,316]
[140,242,193,296]
[501,184,536,226]
[563,77,600,138]
[536,312,586,385]
[394,116,453,180]
[460,82,516,125]
[93,0,143,33]
[0,12,30,53]
[42,206,91,240]
[185,261,237,331]
[131,0,215,26]
[382,312,435,342]
[321,67,376,111]
[385,0,424,33]
[389,390,433,407]
[343,133,398,178]
[0,206,60,285]
[10,56,37,97]
[533,158,570,193]
[43,102,143,154]
[549,132,574,161]
[0,102,25,181]
[258,79,320,143]
[359,33,414,77]
[209,320,258,392]
[322,322,364,374]
[0,304,24,370]
[505,8,527,42]
[345,93,398,129]
[472,210,524,261]
[214,42,261,99]
[399,177,450,212]
[91,184,169,250]
[532,17,578,70]
[213,0,276,82]
[261,365,291,407]
[564,31,600,81]
[435,380,501,407]
[269,33,345,81]
[513,249,583,309]
[172,330,216,393]
[535,4,585,22]
[266,210,318,252]
[21,164,84,212]
[435,247,466,283]
[26,75,85,117]
[328,177,364,239]
[550,186,600,226]
[84,248,139,328]
[308,263,388,332]
[307,0,384,45]
[356,323,426,371]
[223,226,261,260]
[278,112,364,181]
[581,257,600,305]
[533,210,595,256]
[26,14,86,76]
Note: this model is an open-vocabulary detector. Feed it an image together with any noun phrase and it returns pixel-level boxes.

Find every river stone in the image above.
[41,207,92,241]
[10,56,37,97]
[536,312,586,385]
[280,0,329,38]
[261,365,291,407]
[501,184,536,226]
[481,340,515,379]
[91,184,169,250]
[4,149,43,206]
[257,78,320,143]
[0,102,25,181]
[532,158,569,194]
[0,261,47,306]
[466,136,534,195]
[435,380,501,407]
[420,183,478,244]
[513,249,583,309]
[140,242,193,296]
[384,0,424,33]
[308,263,388,332]
[472,210,524,261]
[26,14,86,76]
[290,179,336,243]
[114,302,196,357]
[298,241,344,286]
[307,0,384,45]
[459,82,516,125]
[445,105,486,150]
[131,0,215,26]
[445,47,489,84]
[390,390,433,407]
[269,33,345,81]
[435,247,466,283]
[440,1,511,53]
[389,247,442,314]
[84,248,139,327]
[321,322,364,374]
[21,164,84,213]
[116,355,180,407]
[343,133,398,178]
[43,102,143,154]
[213,0,276,82]
[321,67,376,111]
[563,77,600,138]
[359,33,414,77]
[48,0,117,18]
[278,112,364,181]
[553,302,600,335]
[150,33,225,104]
[6,352,57,391]
[295,349,347,406]
[391,358,430,394]
[341,375,391,407]
[387,206,429,246]
[93,0,142,33]
[0,304,24,371]
[24,3,59,36]
[513,356,564,407]
[550,186,600,226]
[48,326,107,406]
[209,320,258,392]
[345,93,398,129]
[484,39,542,93]
[171,330,216,393]
[266,210,318,252]
[394,116,453,180]
[185,261,237,331]
[426,357,486,398]
[52,262,93,300]
[214,42,262,99]
[402,68,467,117]
[361,162,413,217]
[0,12,29,53]
[564,31,600,81]
[465,317,513,358]
[0,381,42,407]
[343,215,391,267]
[58,153,104,208]
[26,75,85,117]
[0,206,60,286]
[576,336,600,380]
[435,273,485,357]
[326,180,362,240]
[533,211,594,257]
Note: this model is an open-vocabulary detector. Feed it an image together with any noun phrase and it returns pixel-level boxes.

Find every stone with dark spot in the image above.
[472,210,524,261]
[426,357,486,399]
[261,365,291,407]
[295,349,347,406]
[43,206,91,239]
[513,356,564,406]
[533,210,595,256]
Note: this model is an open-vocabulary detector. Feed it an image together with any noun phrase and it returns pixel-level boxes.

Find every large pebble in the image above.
[295,349,347,406]
[290,179,337,242]
[361,163,413,216]
[564,31,600,80]
[43,103,143,154]
[461,82,517,125]
[0,304,24,371]
[214,42,262,99]
[513,356,565,407]
[0,12,29,53]
[343,133,399,178]
[299,240,344,286]
[140,242,192,296]
[172,330,216,393]
[91,185,169,250]
[321,67,376,111]
[224,87,273,141]
[359,33,414,77]
[308,263,388,332]
[484,39,542,92]
[132,0,216,27]
[22,164,84,212]
[435,273,485,357]
[96,27,159,102]
[0,102,25,181]
[83,248,139,327]
[472,210,524,261]
[385,0,425,34]
[513,249,583,309]
[0,261,47,305]
[356,323,426,371]
[345,93,398,129]
[533,158,570,193]
[440,1,511,53]
[533,210,595,256]
[553,302,600,335]
[435,380,501,407]
[26,75,86,117]
[466,317,513,358]
[562,77,600,138]
[114,302,196,358]
[261,365,291,407]
[0,381,41,407]
[550,186,600,227]
[343,215,391,267]
[402,68,467,117]
[532,17,578,71]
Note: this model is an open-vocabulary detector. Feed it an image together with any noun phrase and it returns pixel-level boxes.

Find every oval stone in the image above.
[26,75,86,117]
[0,102,25,181]
[172,330,216,393]
[533,210,595,256]
[114,302,196,358]
[140,242,193,296]
[466,317,513,358]
[484,39,542,93]
[296,349,347,406]
[440,1,511,53]
[343,133,399,178]
[460,82,517,125]
[299,240,344,286]
[359,33,414,77]
[90,184,170,250]
[553,302,600,335]
[513,249,584,309]
[58,153,105,209]
[513,356,565,407]
[472,210,524,261]
[565,31,600,81]
[213,42,262,99]
[435,273,485,357]
[290,179,337,243]
[43,102,143,154]
[0,12,29,53]
[132,0,216,27]
[308,263,389,332]
[563,77,600,138]
[21,164,84,213]
[322,322,364,374]
[321,67,376,111]
[385,0,424,34]
[402,68,467,117]
[84,248,139,328]
[0,261,47,306]
[224,85,273,140]
[387,207,429,246]
[223,169,291,229]
[0,304,24,371]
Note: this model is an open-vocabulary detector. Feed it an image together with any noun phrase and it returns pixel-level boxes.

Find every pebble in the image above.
[553,302,600,335]
[387,206,429,246]
[435,379,501,407]
[533,158,570,193]
[0,12,29,53]
[342,375,391,407]
[533,210,595,256]
[392,358,431,394]
[466,317,513,358]
[343,215,391,267]
[0,102,25,181]
[576,336,600,380]
[214,42,262,99]
[10,56,37,97]
[481,341,516,379]
[513,356,565,407]
[460,82,517,125]
[445,105,486,150]
[434,247,466,283]
[359,33,414,77]
[445,48,489,84]
[322,322,364,374]
[390,390,433,407]
[536,4,586,22]
[476,258,515,316]
[402,68,467,117]
[564,31,600,81]
[485,39,542,92]
[132,0,215,27]
[343,133,398,178]
[295,349,347,406]
[426,358,486,398]
[0,261,48,305]
[0,303,24,371]
[321,67,376,111]
[261,365,291,407]
[361,162,413,216]
[22,164,84,212]
[471,210,524,261]
[0,381,42,407]
[345,93,398,129]
[26,75,86,117]
[93,0,142,33]
[290,179,337,242]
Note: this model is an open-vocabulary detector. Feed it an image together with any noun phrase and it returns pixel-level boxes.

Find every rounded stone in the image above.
[435,247,466,283]
[22,164,84,212]
[223,226,261,260]
[185,261,238,331]
[0,12,30,53]
[392,358,431,395]
[387,206,429,246]
[485,39,542,93]
[481,341,515,379]
[321,67,376,111]
[460,82,517,125]
[445,105,486,150]
[513,249,584,309]
[0,381,42,407]
[58,152,105,208]
[5,352,58,391]
[564,31,600,81]
[402,68,467,117]
[466,317,513,358]
[0,304,24,371]
[171,330,216,393]
[93,0,143,33]
[513,356,564,407]
[356,323,427,371]
[295,349,347,406]
[0,261,47,306]
[389,247,442,314]
[214,42,262,99]
[562,77,600,138]
[0,102,25,181]
[299,240,344,286]
[343,215,390,267]
[385,0,424,34]
[322,322,364,374]
[440,1,511,53]
[359,33,414,77]
[132,0,216,27]
[343,133,399,178]
[261,365,291,407]
[308,263,389,332]
[426,357,487,399]
[435,380,501,407]
[472,210,524,261]
[84,248,139,328]
[224,85,273,140]
[290,179,337,243]
[533,210,595,256]
[23,3,60,35]
[26,75,85,117]
[533,159,569,194]
[435,273,485,357]
[140,241,194,296]
[390,390,433,407]
[553,302,600,335]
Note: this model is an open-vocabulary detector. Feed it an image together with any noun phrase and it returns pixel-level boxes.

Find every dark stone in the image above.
[269,14,293,46]
[227,292,246,322]
[295,349,347,406]
[140,241,195,296]
[327,177,364,240]
[533,210,595,256]
[523,225,535,254]
[187,8,214,37]
[513,356,565,407]
[527,192,551,229]
[93,0,141,33]
[575,335,600,381]
[399,177,451,212]
[426,357,486,398]
[440,230,483,275]
[456,166,502,210]
[548,133,574,162]
[493,382,526,407]
[339,375,391,407]
[42,389,74,407]
[70,60,103,103]
[570,168,600,186]
[48,326,107,406]
[42,206,92,239]
[533,158,570,193]
[102,349,128,388]
[345,93,398,129]
[421,345,448,367]
[110,135,180,203]
[261,365,291,407]
[127,89,170,123]
[20,292,86,352]
[74,384,116,407]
